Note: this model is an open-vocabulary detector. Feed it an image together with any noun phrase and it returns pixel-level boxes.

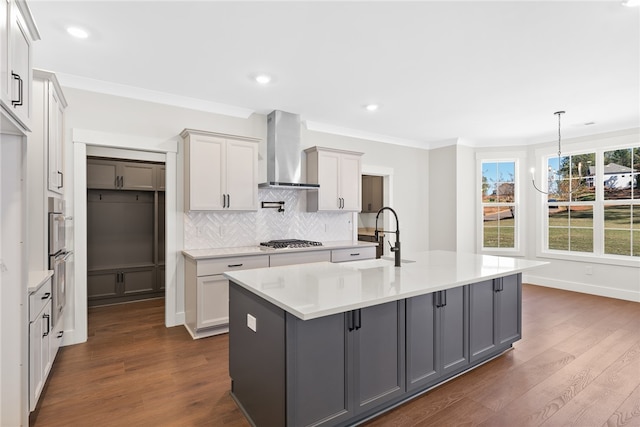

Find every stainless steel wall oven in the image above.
[48,197,70,327]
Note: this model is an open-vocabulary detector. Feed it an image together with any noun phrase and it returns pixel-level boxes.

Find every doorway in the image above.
[86,156,165,308]
[358,166,394,257]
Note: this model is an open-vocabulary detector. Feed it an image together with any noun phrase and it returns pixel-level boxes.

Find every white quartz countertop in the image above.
[225,250,548,320]
[28,270,54,293]
[182,240,377,260]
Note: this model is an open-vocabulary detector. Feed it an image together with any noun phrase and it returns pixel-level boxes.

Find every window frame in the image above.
[477,153,524,256]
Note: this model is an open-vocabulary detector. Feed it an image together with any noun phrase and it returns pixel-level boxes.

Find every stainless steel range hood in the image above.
[258,110,319,190]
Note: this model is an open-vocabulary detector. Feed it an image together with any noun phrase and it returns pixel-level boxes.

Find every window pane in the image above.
[633,172,640,200]
[604,230,631,256]
[604,148,633,200]
[499,227,515,247]
[571,153,595,201]
[483,206,515,249]
[548,206,569,227]
[604,205,631,229]
[633,206,640,231]
[569,207,593,227]
[633,231,640,257]
[483,227,499,248]
[482,161,515,203]
[569,229,593,252]
[548,228,569,250]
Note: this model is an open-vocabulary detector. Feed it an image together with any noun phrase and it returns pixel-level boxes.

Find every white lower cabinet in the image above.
[184,255,269,339]
[29,278,53,412]
[184,246,376,339]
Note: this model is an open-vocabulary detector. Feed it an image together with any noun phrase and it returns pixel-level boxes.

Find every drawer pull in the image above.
[41,292,51,300]
[350,253,360,256]
[228,263,243,268]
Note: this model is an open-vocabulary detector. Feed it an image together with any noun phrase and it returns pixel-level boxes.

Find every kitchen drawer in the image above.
[331,246,376,263]
[270,250,331,267]
[197,255,269,277]
[30,279,52,322]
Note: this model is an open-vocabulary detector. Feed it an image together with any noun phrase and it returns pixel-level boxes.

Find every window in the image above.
[542,144,640,259]
[481,161,516,249]
[603,147,640,256]
[546,152,595,253]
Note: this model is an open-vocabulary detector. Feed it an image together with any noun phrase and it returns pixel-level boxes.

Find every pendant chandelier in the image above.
[530,110,583,196]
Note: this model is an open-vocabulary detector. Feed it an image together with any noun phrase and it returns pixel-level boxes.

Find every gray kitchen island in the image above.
[225,250,546,427]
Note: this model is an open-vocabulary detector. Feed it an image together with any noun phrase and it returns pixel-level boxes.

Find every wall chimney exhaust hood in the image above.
[259,110,319,190]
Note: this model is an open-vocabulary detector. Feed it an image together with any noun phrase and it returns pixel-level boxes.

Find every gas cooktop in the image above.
[260,239,323,249]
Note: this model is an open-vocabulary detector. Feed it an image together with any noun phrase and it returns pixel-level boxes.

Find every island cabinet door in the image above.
[352,300,406,415]
[286,312,352,427]
[439,286,470,377]
[469,274,522,363]
[406,287,469,389]
[406,293,439,392]
[285,301,405,426]
[496,274,521,347]
[469,279,498,363]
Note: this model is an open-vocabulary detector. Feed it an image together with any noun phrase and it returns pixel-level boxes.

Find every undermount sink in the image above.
[381,256,416,264]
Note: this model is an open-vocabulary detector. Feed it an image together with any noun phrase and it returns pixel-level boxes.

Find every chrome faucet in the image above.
[374,207,401,267]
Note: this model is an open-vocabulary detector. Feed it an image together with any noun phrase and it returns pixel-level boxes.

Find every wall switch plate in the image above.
[247,313,257,332]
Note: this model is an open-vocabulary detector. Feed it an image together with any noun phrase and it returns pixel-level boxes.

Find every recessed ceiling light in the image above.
[255,74,272,85]
[67,26,89,39]
[365,104,379,112]
[622,0,639,7]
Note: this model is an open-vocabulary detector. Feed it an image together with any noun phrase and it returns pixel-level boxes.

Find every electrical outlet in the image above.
[196,226,204,237]
[247,314,257,332]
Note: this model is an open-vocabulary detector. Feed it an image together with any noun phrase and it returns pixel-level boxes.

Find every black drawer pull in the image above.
[350,253,360,256]
[41,292,51,300]
[228,263,243,268]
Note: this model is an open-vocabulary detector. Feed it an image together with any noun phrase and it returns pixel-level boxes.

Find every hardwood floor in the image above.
[31,285,639,427]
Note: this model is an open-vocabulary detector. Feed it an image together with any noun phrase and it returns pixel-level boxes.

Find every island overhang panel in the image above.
[225,250,546,427]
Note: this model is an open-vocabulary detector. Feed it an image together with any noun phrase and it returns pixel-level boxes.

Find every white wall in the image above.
[429,144,457,251]
[61,87,431,343]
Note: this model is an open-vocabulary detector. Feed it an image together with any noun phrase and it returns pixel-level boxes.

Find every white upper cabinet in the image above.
[33,70,67,194]
[305,146,363,212]
[182,129,259,212]
[1,0,39,131]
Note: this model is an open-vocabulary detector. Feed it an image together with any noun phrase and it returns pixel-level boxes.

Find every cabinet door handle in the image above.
[11,72,23,107]
[494,279,503,292]
[441,290,447,307]
[350,253,360,257]
[42,313,50,337]
[355,309,361,330]
[57,331,64,339]
[347,311,354,331]
[227,194,231,208]
[58,171,64,189]
[227,263,243,268]
[41,292,51,300]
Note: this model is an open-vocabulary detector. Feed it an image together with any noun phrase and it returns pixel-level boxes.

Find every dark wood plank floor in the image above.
[30,285,640,427]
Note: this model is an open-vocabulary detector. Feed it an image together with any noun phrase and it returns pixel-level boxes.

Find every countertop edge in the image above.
[28,270,54,293]
[183,241,377,260]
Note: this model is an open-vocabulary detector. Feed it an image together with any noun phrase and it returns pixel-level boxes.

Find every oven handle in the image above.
[61,251,74,261]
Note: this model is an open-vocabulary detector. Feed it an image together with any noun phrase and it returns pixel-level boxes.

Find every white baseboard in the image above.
[60,327,87,347]
[523,274,640,302]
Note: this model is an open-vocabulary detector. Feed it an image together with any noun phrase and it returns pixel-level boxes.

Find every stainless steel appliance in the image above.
[48,197,70,327]
[260,239,323,249]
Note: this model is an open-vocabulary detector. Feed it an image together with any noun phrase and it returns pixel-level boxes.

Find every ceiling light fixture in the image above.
[365,104,379,112]
[530,111,584,196]
[66,26,89,39]
[622,0,640,7]
[255,74,272,85]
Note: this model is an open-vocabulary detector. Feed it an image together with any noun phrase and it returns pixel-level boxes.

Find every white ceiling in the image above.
[28,1,640,149]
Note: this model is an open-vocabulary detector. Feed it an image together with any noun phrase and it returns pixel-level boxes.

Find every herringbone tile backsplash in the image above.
[184,189,353,249]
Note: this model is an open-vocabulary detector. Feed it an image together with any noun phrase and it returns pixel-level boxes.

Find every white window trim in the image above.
[533,134,640,267]
[477,151,526,256]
